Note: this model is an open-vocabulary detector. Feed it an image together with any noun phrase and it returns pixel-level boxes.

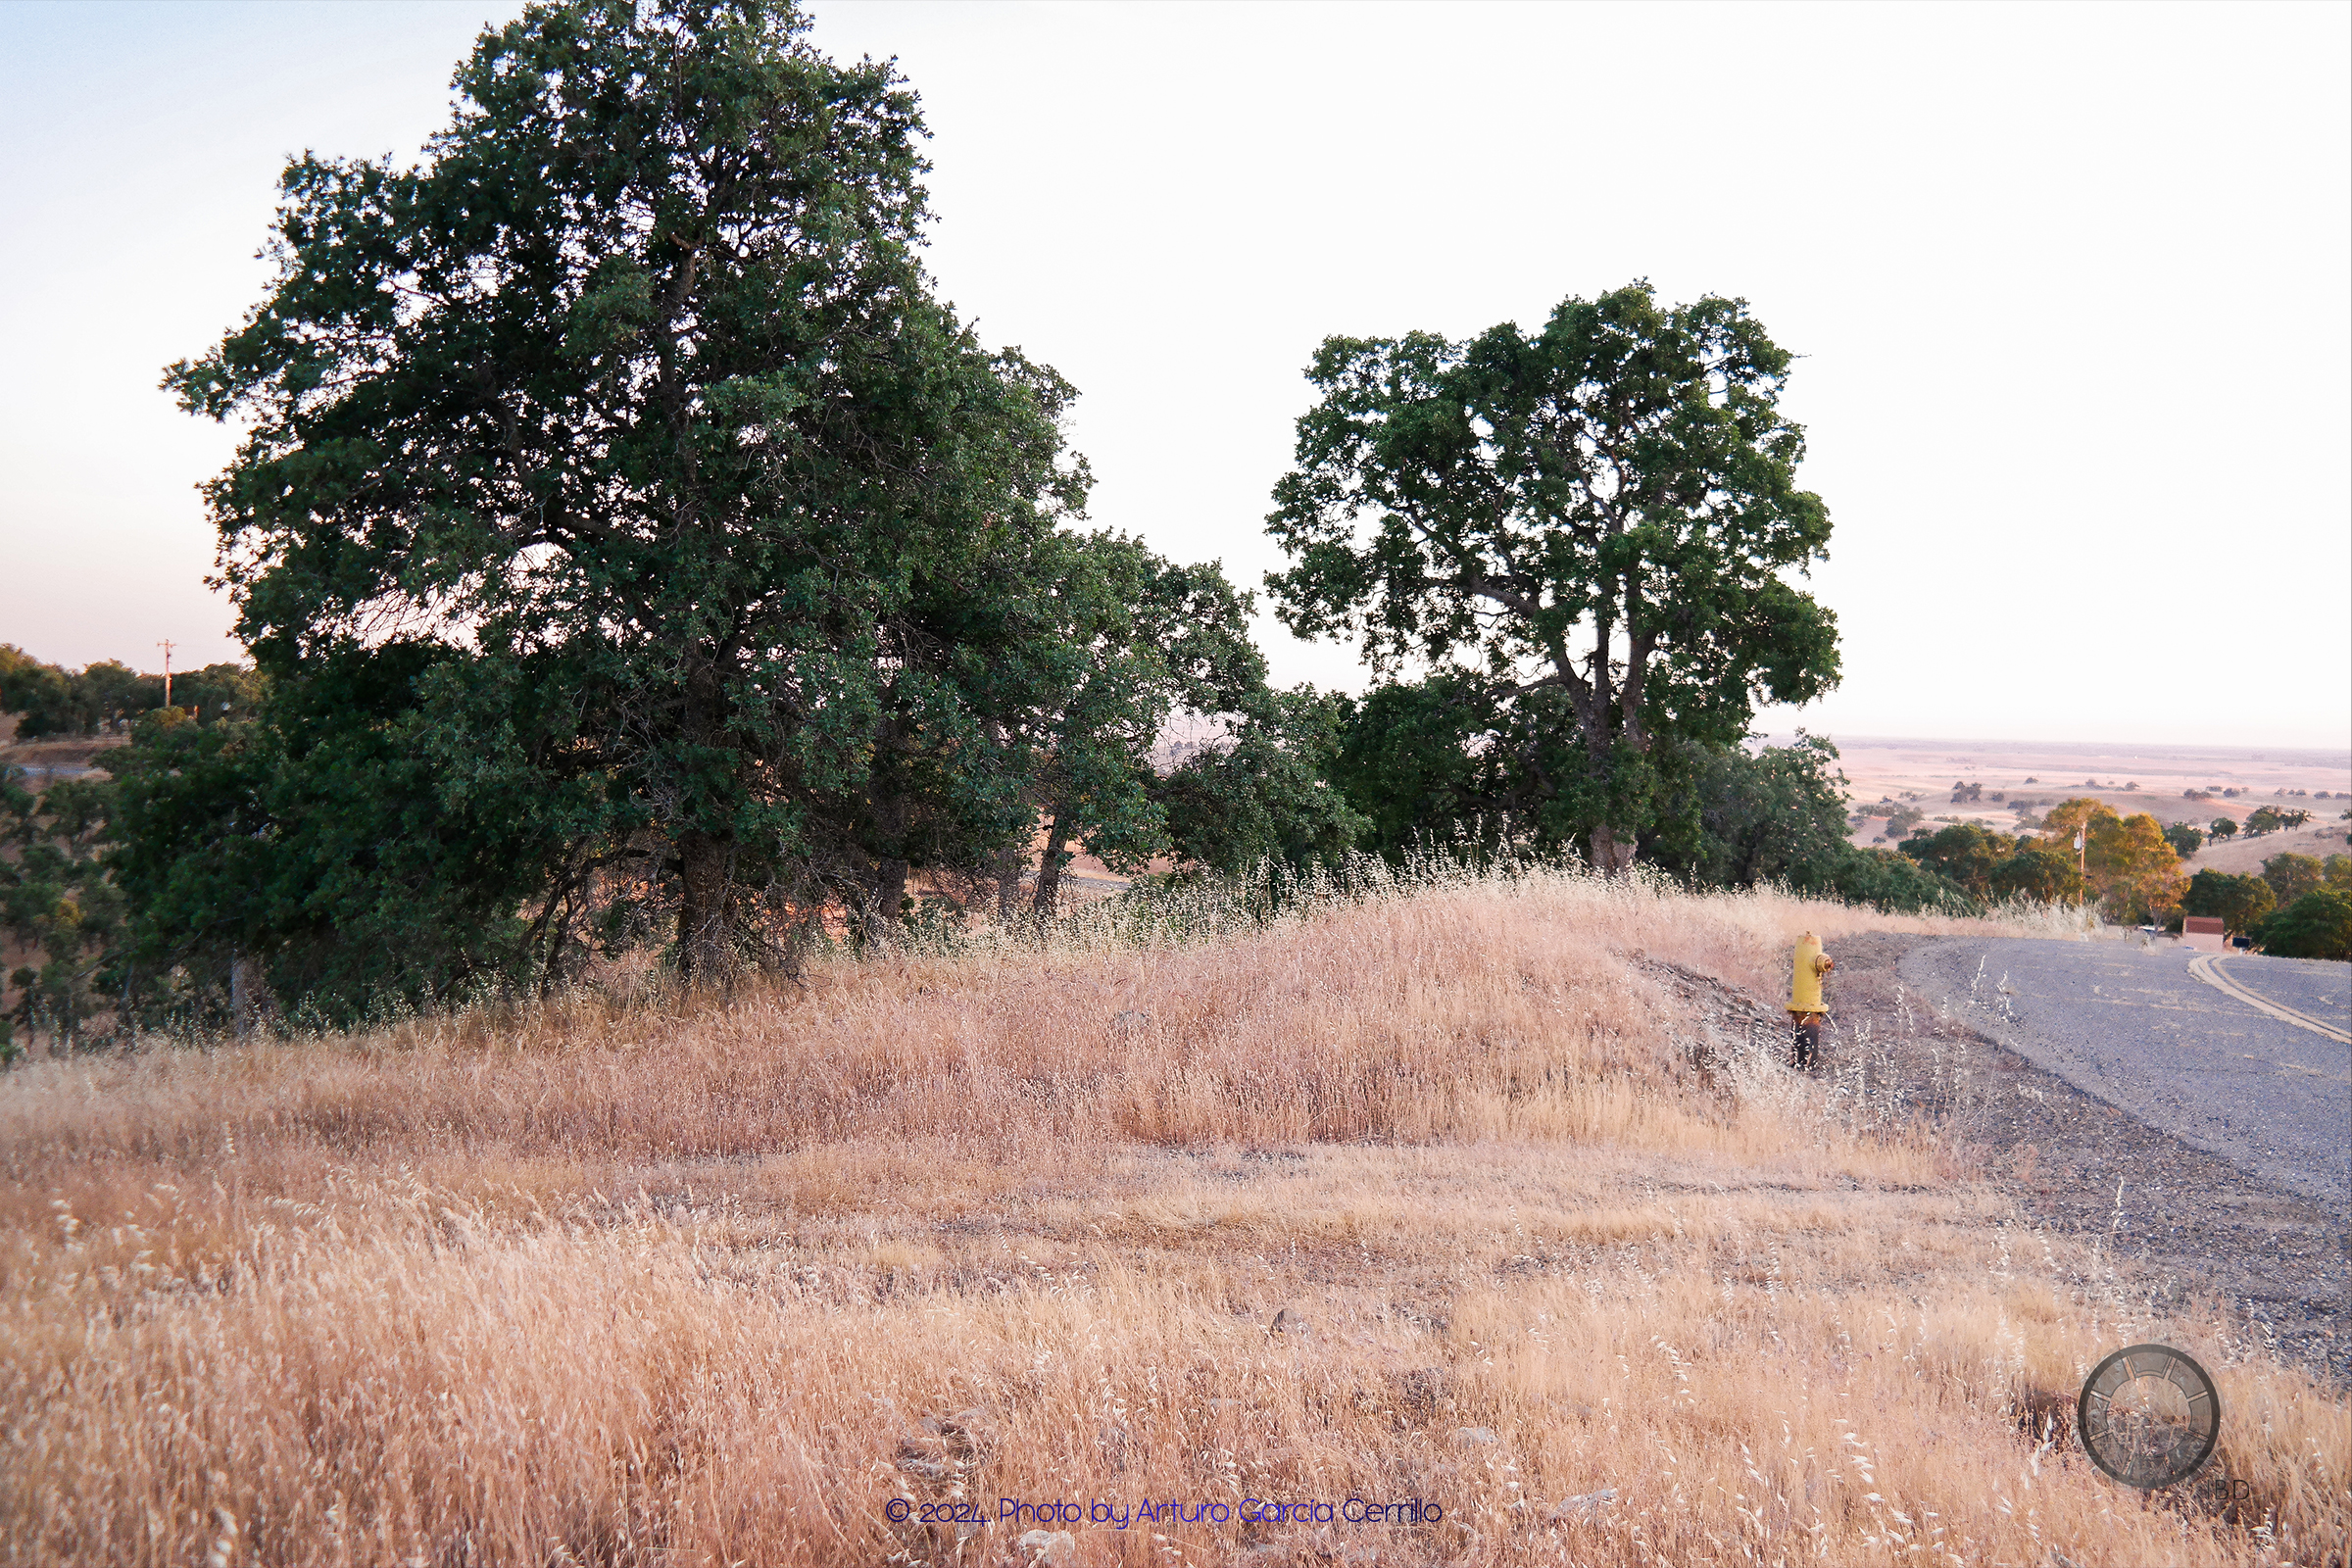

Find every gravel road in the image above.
[1899,938,2350,1206]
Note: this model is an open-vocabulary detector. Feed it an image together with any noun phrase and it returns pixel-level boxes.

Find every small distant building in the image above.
[2181,915,2228,954]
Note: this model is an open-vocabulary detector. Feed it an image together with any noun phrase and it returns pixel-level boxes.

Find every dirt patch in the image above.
[0,734,126,782]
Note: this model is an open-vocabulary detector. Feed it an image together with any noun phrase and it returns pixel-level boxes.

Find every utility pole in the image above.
[157,640,175,709]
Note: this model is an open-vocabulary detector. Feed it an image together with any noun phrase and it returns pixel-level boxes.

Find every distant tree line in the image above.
[0,647,260,737]
[2239,805,2311,837]
[1876,796,2350,951]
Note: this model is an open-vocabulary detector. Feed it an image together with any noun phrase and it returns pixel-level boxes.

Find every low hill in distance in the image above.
[1808,734,2352,851]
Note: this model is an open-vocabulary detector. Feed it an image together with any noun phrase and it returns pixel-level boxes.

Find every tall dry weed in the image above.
[0,863,2339,1566]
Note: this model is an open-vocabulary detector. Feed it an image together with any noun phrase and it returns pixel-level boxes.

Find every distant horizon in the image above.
[1761,732,2352,765]
[5,636,2346,766]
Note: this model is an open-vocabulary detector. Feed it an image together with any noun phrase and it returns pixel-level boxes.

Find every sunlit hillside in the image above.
[2,865,2342,1566]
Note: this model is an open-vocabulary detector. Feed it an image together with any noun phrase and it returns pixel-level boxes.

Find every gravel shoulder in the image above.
[1900,938,2349,1205]
[1814,931,2349,1386]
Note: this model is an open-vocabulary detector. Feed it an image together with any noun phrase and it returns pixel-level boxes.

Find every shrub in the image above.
[2180,869,2275,935]
[2254,888,2352,961]
[2261,853,2325,906]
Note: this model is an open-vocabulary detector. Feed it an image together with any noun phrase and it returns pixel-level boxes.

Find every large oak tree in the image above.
[169,0,1087,979]
[1265,283,1840,871]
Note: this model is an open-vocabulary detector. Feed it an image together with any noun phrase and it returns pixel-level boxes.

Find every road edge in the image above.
[1897,936,2345,1207]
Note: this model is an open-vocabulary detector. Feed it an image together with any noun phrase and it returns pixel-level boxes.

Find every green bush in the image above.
[1990,848,2083,904]
[2180,868,2276,935]
[1818,846,1981,916]
[2253,889,2352,961]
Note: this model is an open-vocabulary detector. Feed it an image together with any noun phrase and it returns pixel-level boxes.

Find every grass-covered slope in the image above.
[1,868,2341,1565]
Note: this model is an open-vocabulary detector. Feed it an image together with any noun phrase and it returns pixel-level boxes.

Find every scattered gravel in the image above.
[1819,931,2348,1385]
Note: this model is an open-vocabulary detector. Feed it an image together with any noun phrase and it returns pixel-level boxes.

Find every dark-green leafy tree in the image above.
[165,0,1085,986]
[1156,687,1369,877]
[1638,735,1977,912]
[1327,674,1514,859]
[1,774,124,1053]
[0,650,98,739]
[1647,734,1856,892]
[1896,822,2019,896]
[2253,888,2351,960]
[0,648,259,737]
[107,671,580,1023]
[2260,853,2324,906]
[1988,846,2082,904]
[163,664,264,726]
[1265,283,1839,872]
[2179,868,2275,934]
[1015,533,1267,915]
[0,645,34,714]
[1825,846,1981,915]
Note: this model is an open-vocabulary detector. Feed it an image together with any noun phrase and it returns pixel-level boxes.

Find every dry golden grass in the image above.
[0,868,2341,1566]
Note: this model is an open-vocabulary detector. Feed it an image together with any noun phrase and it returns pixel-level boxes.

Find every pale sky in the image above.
[3,1,2346,749]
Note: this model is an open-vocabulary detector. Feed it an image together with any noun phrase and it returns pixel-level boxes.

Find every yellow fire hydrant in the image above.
[1788,931,1834,1069]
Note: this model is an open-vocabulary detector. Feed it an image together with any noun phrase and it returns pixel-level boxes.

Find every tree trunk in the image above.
[1588,822,1638,876]
[863,856,909,948]
[992,842,1027,923]
[677,830,732,985]
[675,653,737,986]
[229,953,257,1041]
[981,721,1030,924]
[1033,808,1074,916]
[1578,711,1642,877]
[860,760,912,947]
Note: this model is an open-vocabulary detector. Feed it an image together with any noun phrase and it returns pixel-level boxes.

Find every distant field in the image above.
[2187,819,2352,875]
[2,869,2340,1566]
[1812,734,2352,849]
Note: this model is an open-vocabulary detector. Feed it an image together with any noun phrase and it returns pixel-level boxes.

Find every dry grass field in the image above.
[2187,822,2352,876]
[1817,735,2351,853]
[0,866,2343,1567]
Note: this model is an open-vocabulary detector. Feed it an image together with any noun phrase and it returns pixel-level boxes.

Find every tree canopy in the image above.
[2035,798,2185,921]
[1897,822,2017,896]
[1645,734,1858,895]
[1264,283,1839,870]
[1155,689,1368,878]
[2180,869,2274,935]
[1013,533,1268,916]
[0,647,258,737]
[2255,888,2352,961]
[2260,853,2325,907]
[165,0,1093,982]
[5,10,1962,1043]
[1989,847,2082,905]
[1,773,122,1053]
